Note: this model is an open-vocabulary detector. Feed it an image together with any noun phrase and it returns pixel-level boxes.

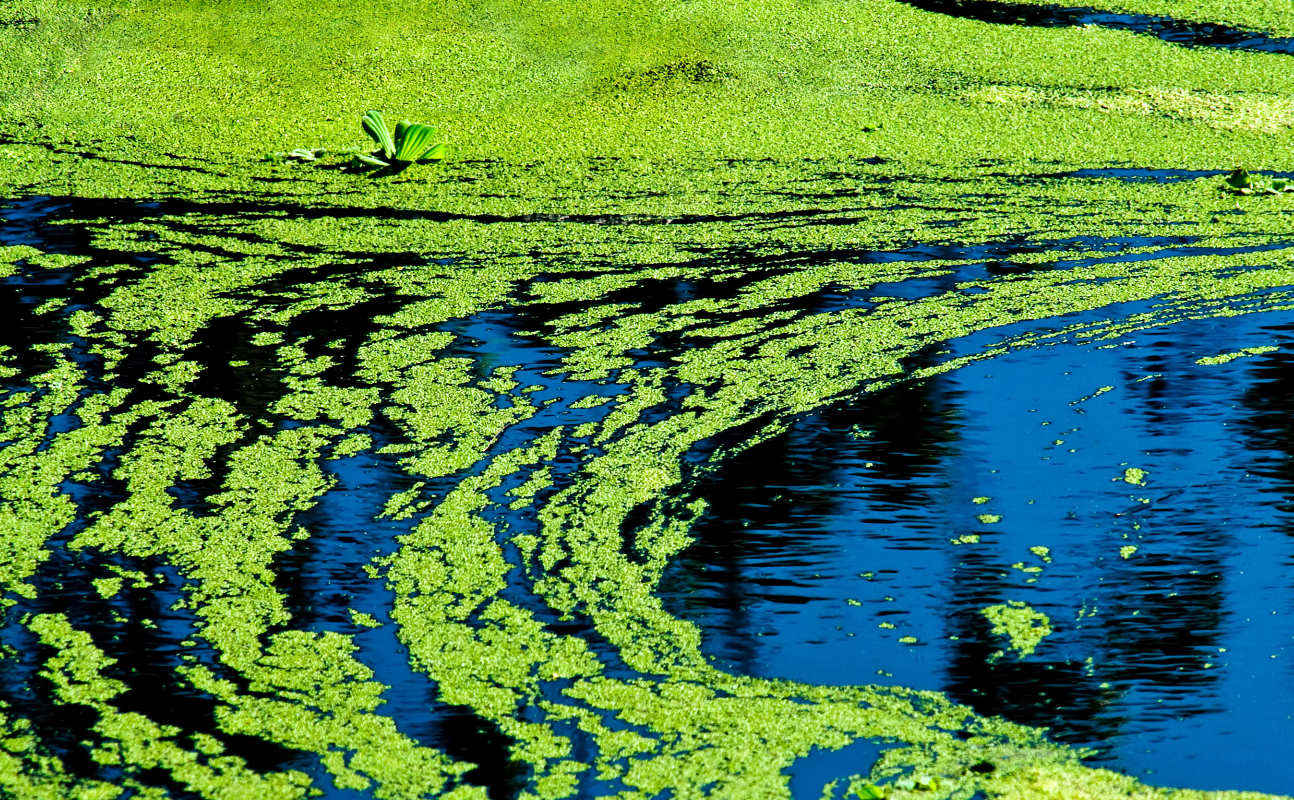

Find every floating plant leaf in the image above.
[361,109,395,159]
[263,148,323,163]
[892,774,936,792]
[1222,169,1292,196]
[353,152,390,168]
[391,121,439,163]
[417,142,446,162]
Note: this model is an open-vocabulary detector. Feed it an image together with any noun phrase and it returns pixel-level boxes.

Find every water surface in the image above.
[664,307,1294,794]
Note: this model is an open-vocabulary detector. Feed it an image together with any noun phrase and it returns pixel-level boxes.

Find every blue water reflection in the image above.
[664,309,1294,794]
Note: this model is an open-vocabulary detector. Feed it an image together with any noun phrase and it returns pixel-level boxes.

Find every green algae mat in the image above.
[4,0,1294,798]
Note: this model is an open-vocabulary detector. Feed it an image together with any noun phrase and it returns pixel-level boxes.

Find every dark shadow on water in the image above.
[1067,167,1223,183]
[660,346,959,675]
[2,192,887,231]
[439,708,531,799]
[898,0,1294,55]
[0,548,308,793]
[0,136,232,178]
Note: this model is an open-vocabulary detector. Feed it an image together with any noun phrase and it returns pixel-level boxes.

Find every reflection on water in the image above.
[663,309,1294,794]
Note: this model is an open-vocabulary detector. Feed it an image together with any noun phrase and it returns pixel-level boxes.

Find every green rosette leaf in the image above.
[417,142,446,162]
[392,123,439,163]
[361,110,395,159]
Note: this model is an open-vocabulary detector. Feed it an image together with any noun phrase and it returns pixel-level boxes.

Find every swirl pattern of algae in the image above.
[2,164,1291,800]
[3,0,1294,798]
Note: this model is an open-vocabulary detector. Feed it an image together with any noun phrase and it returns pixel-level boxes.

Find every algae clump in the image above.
[982,601,1053,660]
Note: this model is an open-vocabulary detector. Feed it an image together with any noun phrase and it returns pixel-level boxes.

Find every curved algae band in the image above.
[0,166,1291,800]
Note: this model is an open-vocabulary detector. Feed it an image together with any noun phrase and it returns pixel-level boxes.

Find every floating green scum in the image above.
[1,0,1293,797]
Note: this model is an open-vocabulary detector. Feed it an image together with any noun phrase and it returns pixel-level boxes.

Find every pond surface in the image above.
[663,306,1294,794]
[14,0,1294,791]
[4,183,1294,799]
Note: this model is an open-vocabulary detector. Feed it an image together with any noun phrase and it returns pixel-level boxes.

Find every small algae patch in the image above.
[1070,384,1115,405]
[1122,466,1149,485]
[1196,345,1280,365]
[982,601,1053,660]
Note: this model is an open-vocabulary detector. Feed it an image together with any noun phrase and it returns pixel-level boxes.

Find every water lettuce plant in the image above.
[353,109,444,172]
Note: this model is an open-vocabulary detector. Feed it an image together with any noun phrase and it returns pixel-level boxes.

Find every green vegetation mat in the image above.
[2,0,1293,798]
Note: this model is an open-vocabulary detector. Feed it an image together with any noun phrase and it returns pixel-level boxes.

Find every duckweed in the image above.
[2,0,1294,797]
[1122,467,1149,485]
[982,602,1054,660]
[1195,345,1281,365]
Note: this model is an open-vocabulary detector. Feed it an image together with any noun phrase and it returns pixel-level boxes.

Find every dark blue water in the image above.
[898,0,1294,56]
[663,308,1294,795]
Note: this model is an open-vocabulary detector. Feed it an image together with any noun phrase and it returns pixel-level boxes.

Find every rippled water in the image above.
[664,308,1294,793]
